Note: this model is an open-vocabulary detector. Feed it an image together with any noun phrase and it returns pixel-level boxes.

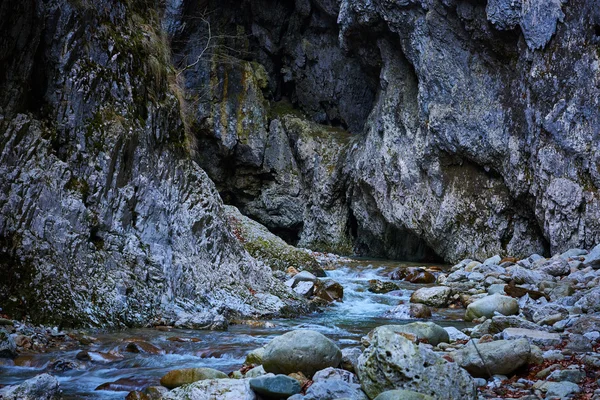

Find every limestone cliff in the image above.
[0,0,303,327]
[172,0,600,263]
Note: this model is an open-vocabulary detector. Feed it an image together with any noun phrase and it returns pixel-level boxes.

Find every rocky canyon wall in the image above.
[172,0,600,263]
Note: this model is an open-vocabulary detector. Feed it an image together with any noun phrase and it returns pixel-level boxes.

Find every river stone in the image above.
[160,368,228,389]
[537,257,570,277]
[534,381,581,398]
[584,244,600,268]
[340,347,362,373]
[532,303,568,326]
[293,281,315,297]
[368,280,399,294]
[452,338,532,377]
[465,294,519,321]
[245,347,265,365]
[500,328,561,346]
[0,373,61,400]
[288,367,366,400]
[249,374,301,398]
[262,329,342,377]
[374,322,449,346]
[410,286,451,307]
[382,303,432,319]
[357,326,475,399]
[0,329,16,359]
[444,327,470,342]
[404,269,436,284]
[374,390,435,400]
[244,365,266,378]
[487,284,506,295]
[163,379,256,400]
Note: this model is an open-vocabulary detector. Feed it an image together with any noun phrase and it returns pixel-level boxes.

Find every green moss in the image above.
[64,177,90,200]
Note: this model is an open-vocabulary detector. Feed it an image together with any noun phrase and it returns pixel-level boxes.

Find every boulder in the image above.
[364,322,449,346]
[465,294,518,321]
[452,338,532,377]
[368,280,399,294]
[163,379,256,400]
[0,374,61,400]
[314,279,344,302]
[245,347,265,365]
[382,303,431,319]
[249,374,301,398]
[500,328,561,346]
[293,281,315,297]
[357,326,475,399]
[403,268,436,284]
[533,381,580,398]
[288,367,367,400]
[410,286,451,308]
[244,365,266,378]
[584,244,600,268]
[444,327,469,342]
[531,304,568,326]
[340,347,362,373]
[160,368,228,389]
[536,257,570,276]
[374,390,435,400]
[0,329,16,359]
[262,330,342,377]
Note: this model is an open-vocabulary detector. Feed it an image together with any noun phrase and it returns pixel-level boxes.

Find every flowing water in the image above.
[0,258,466,399]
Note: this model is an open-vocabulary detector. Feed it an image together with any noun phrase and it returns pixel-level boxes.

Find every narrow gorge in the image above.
[1,0,600,399]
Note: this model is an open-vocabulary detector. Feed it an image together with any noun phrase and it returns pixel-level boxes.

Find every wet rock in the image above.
[452,338,533,377]
[0,373,61,400]
[293,281,315,297]
[173,312,228,331]
[262,329,342,377]
[357,326,475,399]
[0,328,16,358]
[75,351,123,363]
[340,347,362,373]
[96,377,156,392]
[167,336,201,343]
[126,341,163,354]
[374,390,434,400]
[245,347,265,365]
[368,280,399,294]
[382,303,432,319]
[403,268,436,284]
[314,279,343,302]
[249,374,301,398]
[126,391,149,400]
[500,328,561,346]
[163,378,256,400]
[160,368,228,389]
[49,359,80,371]
[465,294,519,321]
[410,286,451,308]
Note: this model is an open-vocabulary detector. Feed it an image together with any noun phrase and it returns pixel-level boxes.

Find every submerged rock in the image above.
[262,329,342,377]
[160,368,228,389]
[357,326,475,399]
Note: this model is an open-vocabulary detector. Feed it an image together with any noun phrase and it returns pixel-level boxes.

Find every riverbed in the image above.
[0,259,465,399]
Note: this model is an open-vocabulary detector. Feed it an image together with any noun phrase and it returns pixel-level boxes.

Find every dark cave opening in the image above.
[268,223,303,246]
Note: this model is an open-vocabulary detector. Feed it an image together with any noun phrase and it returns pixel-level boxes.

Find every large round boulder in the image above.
[465,294,518,321]
[362,323,449,347]
[452,338,533,377]
[262,330,342,377]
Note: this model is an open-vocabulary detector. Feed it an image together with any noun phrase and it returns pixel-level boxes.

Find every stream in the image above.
[0,259,465,399]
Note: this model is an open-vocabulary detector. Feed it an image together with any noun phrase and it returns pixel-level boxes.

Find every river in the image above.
[0,258,466,399]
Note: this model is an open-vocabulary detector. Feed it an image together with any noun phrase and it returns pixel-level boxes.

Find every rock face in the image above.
[0,0,304,327]
[357,326,475,399]
[167,0,600,263]
[262,329,342,377]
